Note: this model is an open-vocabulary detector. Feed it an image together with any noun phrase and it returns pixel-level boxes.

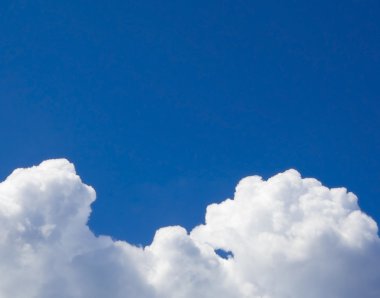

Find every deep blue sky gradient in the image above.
[1,0,379,244]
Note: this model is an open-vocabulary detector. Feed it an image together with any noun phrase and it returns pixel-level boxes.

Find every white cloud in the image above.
[0,160,379,298]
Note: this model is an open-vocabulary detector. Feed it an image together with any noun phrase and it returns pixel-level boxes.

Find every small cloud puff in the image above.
[0,160,379,298]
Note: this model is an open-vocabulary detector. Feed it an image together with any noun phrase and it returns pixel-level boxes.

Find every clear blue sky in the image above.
[1,0,379,245]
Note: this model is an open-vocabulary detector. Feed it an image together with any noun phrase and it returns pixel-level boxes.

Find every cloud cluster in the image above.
[0,160,379,297]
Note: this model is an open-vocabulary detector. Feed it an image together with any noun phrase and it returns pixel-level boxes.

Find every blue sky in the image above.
[1,0,379,245]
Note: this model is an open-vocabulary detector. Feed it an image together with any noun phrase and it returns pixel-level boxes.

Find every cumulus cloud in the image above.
[0,159,379,298]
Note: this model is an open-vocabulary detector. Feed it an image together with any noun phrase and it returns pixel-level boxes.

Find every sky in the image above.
[0,0,379,250]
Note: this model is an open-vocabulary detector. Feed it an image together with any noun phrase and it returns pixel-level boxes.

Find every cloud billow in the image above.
[0,160,379,297]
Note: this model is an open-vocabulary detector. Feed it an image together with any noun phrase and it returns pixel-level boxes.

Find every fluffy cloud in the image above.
[0,160,379,297]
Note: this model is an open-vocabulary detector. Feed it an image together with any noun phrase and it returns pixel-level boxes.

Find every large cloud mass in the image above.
[0,159,379,297]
